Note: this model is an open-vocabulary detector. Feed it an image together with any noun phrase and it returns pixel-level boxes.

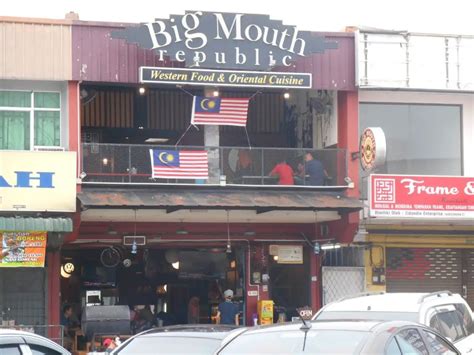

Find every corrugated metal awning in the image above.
[78,188,362,212]
[0,217,73,232]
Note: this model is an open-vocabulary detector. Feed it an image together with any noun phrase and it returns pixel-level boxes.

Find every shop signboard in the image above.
[369,174,474,219]
[140,67,312,89]
[0,151,76,212]
[0,232,47,267]
[112,11,337,70]
[277,245,303,264]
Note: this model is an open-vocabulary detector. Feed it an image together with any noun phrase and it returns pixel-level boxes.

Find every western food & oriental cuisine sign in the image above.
[1,232,47,267]
[369,174,474,219]
[112,11,337,70]
[140,67,311,88]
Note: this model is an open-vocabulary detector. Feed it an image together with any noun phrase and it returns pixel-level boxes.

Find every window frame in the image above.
[429,308,468,342]
[0,90,62,150]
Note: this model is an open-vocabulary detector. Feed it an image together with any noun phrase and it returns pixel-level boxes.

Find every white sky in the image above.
[2,0,474,35]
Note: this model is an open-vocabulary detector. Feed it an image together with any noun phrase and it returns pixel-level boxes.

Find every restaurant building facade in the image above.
[0,12,362,336]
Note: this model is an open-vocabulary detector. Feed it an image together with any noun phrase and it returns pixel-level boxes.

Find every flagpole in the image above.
[175,124,194,147]
[244,127,252,150]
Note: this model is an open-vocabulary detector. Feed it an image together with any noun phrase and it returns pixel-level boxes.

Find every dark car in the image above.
[110,324,244,355]
[215,320,460,354]
[0,329,71,355]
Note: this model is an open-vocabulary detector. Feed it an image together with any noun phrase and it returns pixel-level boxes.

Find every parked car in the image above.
[109,324,244,355]
[215,320,460,354]
[312,291,474,354]
[0,329,70,355]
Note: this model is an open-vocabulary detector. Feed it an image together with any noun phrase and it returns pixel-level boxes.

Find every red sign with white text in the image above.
[369,174,474,219]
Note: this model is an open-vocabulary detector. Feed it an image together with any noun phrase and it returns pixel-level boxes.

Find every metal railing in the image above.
[0,324,64,346]
[81,143,348,187]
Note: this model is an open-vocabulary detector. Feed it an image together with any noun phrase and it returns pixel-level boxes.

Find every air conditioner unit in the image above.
[123,236,146,246]
[33,146,66,152]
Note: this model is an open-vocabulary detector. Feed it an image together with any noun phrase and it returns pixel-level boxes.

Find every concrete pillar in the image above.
[204,88,220,183]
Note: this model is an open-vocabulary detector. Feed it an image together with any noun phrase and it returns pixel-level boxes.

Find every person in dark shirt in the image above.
[304,152,328,186]
[216,289,239,325]
[269,159,295,185]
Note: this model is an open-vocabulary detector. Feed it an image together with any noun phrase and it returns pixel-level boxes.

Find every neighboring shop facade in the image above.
[354,28,474,306]
[0,16,78,333]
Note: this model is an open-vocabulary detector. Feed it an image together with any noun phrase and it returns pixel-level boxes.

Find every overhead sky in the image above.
[3,0,473,35]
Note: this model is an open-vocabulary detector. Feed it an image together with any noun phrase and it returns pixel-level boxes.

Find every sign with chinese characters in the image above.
[360,127,386,171]
[369,174,474,219]
[112,11,337,70]
[277,245,304,264]
[0,151,76,212]
[140,67,312,88]
[0,232,47,267]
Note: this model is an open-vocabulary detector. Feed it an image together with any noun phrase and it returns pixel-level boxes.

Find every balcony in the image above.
[81,144,348,188]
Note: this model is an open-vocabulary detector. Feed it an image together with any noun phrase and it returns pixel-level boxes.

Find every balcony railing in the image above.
[81,144,348,188]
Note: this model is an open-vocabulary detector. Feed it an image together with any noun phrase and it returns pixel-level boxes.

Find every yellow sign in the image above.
[0,151,76,212]
[0,232,47,267]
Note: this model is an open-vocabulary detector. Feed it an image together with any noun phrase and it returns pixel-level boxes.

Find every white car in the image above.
[0,329,70,355]
[313,291,474,354]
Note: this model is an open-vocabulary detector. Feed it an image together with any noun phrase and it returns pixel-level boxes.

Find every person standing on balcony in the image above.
[304,152,328,186]
[269,158,295,185]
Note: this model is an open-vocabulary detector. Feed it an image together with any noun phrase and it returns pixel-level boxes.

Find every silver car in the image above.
[215,320,460,354]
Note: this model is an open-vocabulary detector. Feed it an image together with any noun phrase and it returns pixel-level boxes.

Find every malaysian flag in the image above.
[191,96,250,127]
[149,149,208,179]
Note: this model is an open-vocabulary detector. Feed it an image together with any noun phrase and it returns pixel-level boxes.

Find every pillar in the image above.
[68,81,81,191]
[204,88,220,183]
[309,252,322,311]
[47,250,61,338]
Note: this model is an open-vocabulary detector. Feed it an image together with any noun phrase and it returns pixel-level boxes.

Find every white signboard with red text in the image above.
[369,174,474,219]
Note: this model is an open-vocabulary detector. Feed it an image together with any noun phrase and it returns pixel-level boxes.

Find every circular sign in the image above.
[64,262,75,274]
[360,127,386,171]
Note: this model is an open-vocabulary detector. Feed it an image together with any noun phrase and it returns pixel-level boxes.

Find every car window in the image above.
[430,311,466,342]
[454,304,474,334]
[395,328,428,355]
[422,330,457,355]
[219,329,369,354]
[30,344,62,355]
[115,336,222,354]
[0,344,22,355]
[386,338,402,355]
[316,311,418,322]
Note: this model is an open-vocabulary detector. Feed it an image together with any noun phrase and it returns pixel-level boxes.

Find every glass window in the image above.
[422,330,457,355]
[0,91,31,107]
[29,344,61,355]
[219,330,368,354]
[359,103,462,198]
[34,93,60,109]
[0,111,30,150]
[395,328,428,355]
[386,338,402,355]
[431,311,466,342]
[34,111,60,146]
[116,336,222,354]
[0,344,22,355]
[454,304,474,334]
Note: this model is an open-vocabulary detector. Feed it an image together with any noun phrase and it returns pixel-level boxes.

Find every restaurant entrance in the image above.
[60,245,245,334]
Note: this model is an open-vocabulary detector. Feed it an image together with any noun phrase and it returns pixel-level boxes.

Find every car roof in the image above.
[0,329,70,353]
[321,292,465,313]
[239,320,389,334]
[134,325,238,340]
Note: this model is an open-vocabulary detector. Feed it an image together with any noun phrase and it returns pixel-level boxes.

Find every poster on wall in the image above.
[0,232,47,267]
[369,174,474,219]
[277,245,303,264]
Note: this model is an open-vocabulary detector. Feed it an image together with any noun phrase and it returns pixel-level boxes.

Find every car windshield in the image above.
[115,336,222,354]
[219,329,369,354]
[316,311,418,322]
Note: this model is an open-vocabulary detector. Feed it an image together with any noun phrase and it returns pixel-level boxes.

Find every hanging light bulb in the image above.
[172,261,180,270]
[131,240,138,255]
[226,210,232,253]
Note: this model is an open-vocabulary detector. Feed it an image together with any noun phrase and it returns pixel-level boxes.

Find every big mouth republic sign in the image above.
[112,11,338,70]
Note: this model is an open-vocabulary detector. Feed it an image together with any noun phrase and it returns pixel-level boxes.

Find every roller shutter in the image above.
[386,248,462,294]
[465,249,474,310]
